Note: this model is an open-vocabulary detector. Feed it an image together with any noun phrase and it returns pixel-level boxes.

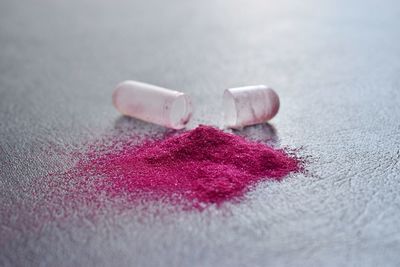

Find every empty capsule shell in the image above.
[113,80,193,129]
[223,85,280,129]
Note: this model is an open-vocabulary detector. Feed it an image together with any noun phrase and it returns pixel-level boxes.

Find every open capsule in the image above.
[223,85,279,129]
[113,81,193,129]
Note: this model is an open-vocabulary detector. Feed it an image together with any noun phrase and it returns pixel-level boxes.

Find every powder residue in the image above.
[74,125,300,208]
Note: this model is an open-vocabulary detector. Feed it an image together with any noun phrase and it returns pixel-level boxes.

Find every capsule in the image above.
[223,85,279,129]
[112,81,193,129]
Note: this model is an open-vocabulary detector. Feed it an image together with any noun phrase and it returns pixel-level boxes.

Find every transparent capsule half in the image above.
[113,80,193,129]
[223,85,280,129]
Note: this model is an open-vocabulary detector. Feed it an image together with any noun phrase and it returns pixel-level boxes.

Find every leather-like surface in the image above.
[1,0,400,266]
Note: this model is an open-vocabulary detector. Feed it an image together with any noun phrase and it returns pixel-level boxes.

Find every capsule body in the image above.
[113,81,192,129]
[223,85,279,129]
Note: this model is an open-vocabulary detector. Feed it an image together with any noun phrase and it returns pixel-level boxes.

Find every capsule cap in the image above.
[223,85,280,129]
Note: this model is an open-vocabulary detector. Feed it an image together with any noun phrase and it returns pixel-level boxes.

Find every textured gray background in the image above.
[1,0,400,266]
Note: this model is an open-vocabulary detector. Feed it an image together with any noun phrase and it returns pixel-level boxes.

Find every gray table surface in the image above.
[1,0,400,266]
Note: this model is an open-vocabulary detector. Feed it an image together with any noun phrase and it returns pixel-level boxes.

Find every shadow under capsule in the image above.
[113,115,165,133]
[114,116,278,145]
[231,123,278,146]
[113,115,184,138]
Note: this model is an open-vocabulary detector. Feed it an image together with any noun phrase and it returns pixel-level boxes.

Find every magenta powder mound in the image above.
[0,125,302,241]
[73,125,300,208]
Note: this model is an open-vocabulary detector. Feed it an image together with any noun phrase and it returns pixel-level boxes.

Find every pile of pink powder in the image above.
[73,125,300,208]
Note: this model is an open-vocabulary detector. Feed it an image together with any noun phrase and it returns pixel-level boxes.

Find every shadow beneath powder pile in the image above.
[231,123,278,146]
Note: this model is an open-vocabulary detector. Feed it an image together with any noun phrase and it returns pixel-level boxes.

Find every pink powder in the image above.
[0,125,302,246]
[73,125,300,208]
